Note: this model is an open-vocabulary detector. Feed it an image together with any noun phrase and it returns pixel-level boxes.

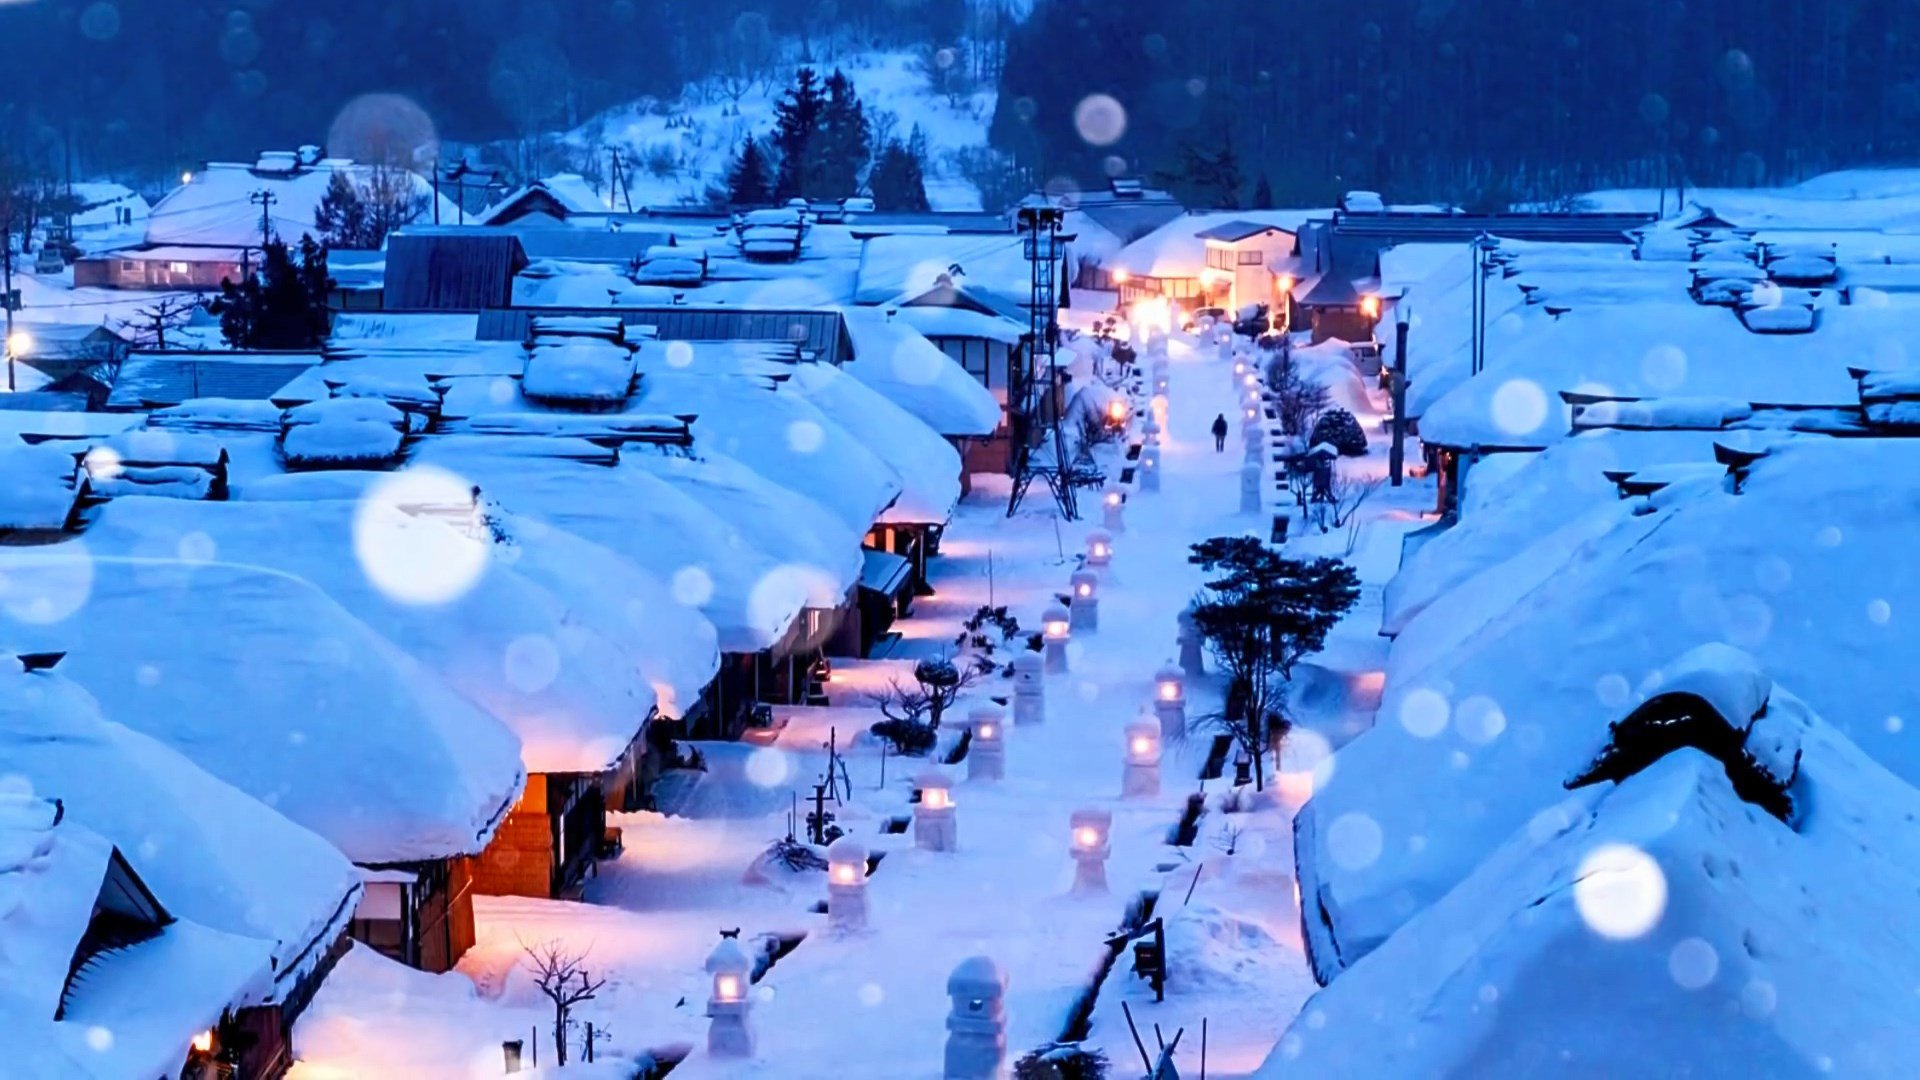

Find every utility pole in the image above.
[609,149,633,214]
[1390,299,1411,487]
[246,189,277,279]
[3,216,15,393]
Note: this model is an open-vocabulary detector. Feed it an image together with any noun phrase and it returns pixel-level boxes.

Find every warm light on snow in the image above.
[1574,843,1668,940]
[1073,825,1102,850]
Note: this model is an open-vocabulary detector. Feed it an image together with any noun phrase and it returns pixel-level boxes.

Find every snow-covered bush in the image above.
[1309,408,1369,456]
[1014,1043,1110,1080]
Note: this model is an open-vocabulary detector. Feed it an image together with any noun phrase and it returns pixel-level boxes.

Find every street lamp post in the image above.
[1390,297,1411,487]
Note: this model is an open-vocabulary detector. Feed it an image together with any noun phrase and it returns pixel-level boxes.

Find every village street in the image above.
[290,324,1431,1079]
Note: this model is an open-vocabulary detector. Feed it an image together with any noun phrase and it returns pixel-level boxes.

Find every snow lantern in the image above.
[1154,662,1187,739]
[1042,603,1072,673]
[1069,807,1113,895]
[705,932,755,1058]
[1123,718,1163,799]
[1177,607,1205,677]
[1240,460,1264,514]
[827,836,869,934]
[1012,652,1045,726]
[1233,359,1248,379]
[1101,485,1127,533]
[969,704,1006,782]
[944,956,1009,1080]
[1069,571,1100,634]
[1142,416,1162,448]
[1140,444,1162,493]
[1105,396,1131,428]
[915,771,957,852]
[1085,529,1113,570]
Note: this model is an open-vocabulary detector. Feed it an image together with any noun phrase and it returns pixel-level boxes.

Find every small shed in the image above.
[382,230,530,311]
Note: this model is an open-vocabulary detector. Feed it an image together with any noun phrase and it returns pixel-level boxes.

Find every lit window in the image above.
[168,261,191,274]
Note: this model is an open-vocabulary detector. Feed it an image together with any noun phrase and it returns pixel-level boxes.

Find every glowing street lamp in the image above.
[826,836,869,933]
[1361,294,1382,320]
[969,704,1006,782]
[1042,603,1072,673]
[1123,718,1162,798]
[1112,268,1131,284]
[915,770,958,851]
[1085,529,1113,570]
[1068,807,1113,895]
[705,932,755,1058]
[1069,570,1099,633]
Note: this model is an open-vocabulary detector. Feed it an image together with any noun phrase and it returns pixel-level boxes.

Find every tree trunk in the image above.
[554,1005,568,1067]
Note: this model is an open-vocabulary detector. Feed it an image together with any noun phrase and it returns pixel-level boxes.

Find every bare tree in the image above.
[717,11,778,107]
[1276,369,1332,439]
[521,938,606,1067]
[1285,461,1316,511]
[1328,474,1384,529]
[131,295,199,350]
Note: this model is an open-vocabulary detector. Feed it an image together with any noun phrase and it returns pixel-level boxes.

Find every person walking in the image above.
[1211,413,1229,452]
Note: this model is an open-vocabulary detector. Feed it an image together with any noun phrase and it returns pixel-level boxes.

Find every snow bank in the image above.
[0,444,83,532]
[0,660,359,1003]
[1311,437,1920,971]
[0,554,525,864]
[785,359,964,524]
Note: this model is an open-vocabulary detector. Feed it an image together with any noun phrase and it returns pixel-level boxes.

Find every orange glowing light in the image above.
[1092,543,1110,558]
[716,974,743,1001]
[1045,619,1069,639]
[1076,583,1093,598]
[1113,269,1131,284]
[1107,399,1129,423]
[831,864,860,885]
[1130,736,1153,757]
[1361,295,1382,319]
[1074,826,1102,849]
[191,1030,214,1054]
[1105,491,1122,507]
[1158,680,1180,700]
[977,723,997,741]
[1278,274,1295,293]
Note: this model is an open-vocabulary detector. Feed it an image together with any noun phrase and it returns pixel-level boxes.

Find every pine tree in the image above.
[771,67,826,201]
[727,137,774,207]
[869,140,931,211]
[1253,173,1275,209]
[214,235,333,350]
[314,172,368,249]
[814,68,872,199]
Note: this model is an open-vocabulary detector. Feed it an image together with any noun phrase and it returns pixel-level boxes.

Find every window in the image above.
[167,261,191,274]
[1238,250,1265,265]
[120,261,138,273]
[1206,247,1234,271]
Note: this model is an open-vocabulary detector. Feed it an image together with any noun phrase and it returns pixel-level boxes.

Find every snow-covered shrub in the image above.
[1014,1043,1110,1080]
[763,837,829,873]
[1309,407,1369,456]
[870,717,938,756]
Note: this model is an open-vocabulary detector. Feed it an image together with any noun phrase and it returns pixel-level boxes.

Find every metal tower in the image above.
[1007,198,1078,519]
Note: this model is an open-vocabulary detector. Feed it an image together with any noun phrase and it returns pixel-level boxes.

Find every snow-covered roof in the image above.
[408,438,803,654]
[0,554,525,864]
[1306,438,1920,970]
[1416,302,1882,450]
[0,793,274,1079]
[837,310,1004,437]
[1107,210,1319,279]
[0,443,84,533]
[1277,681,1920,1075]
[147,159,453,248]
[854,232,1035,312]
[887,302,1027,345]
[0,659,359,1003]
[521,338,638,405]
[109,351,321,411]
[82,496,660,776]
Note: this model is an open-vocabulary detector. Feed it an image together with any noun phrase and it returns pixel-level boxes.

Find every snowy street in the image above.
[289,325,1426,1078]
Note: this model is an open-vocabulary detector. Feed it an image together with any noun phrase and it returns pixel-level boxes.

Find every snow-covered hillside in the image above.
[557,51,996,211]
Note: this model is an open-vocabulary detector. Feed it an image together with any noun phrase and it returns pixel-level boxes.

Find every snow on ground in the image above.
[565,52,994,211]
[293,319,1429,1077]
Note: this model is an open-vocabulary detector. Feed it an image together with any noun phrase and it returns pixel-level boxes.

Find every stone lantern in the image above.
[944,956,1009,1080]
[1085,529,1113,571]
[826,836,869,934]
[1177,606,1206,677]
[1240,460,1264,514]
[1042,604,1072,673]
[1232,358,1248,381]
[1068,571,1099,633]
[1101,485,1127,532]
[1142,417,1162,448]
[1153,662,1187,739]
[968,704,1005,781]
[1012,652,1045,725]
[1069,808,1113,895]
[915,771,957,852]
[1123,719,1163,798]
[705,933,755,1059]
[1139,444,1162,493]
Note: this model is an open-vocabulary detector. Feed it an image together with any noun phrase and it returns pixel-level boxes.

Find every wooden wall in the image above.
[469,774,557,899]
